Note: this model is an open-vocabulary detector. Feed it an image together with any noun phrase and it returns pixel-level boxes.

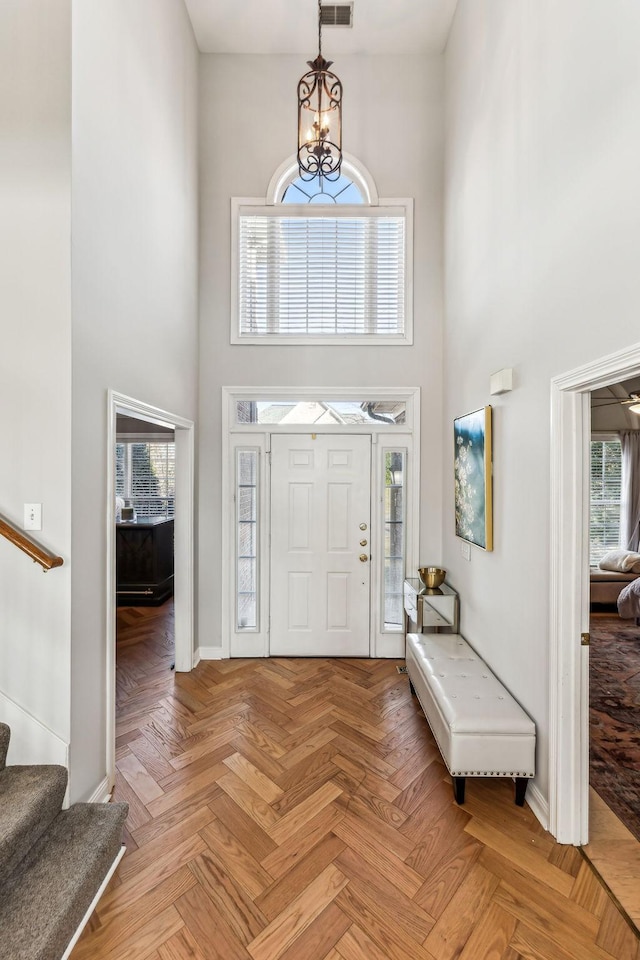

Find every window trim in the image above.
[230,194,414,346]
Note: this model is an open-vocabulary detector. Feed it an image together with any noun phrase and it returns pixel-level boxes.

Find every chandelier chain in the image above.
[318,0,322,57]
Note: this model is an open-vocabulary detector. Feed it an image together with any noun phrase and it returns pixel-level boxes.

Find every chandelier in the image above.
[297,0,343,181]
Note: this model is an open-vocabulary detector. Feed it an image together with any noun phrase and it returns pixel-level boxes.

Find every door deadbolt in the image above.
[359,523,367,531]
[359,554,368,562]
[360,539,368,547]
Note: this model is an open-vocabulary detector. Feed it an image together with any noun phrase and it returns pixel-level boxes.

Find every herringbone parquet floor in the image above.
[72,602,639,960]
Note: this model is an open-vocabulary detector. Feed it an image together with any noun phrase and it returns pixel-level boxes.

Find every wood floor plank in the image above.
[334,845,435,940]
[75,870,195,960]
[199,818,274,900]
[188,850,267,944]
[209,793,278,861]
[260,802,346,880]
[276,901,351,960]
[247,864,349,960]
[595,898,640,960]
[268,781,343,844]
[157,927,210,960]
[97,836,207,923]
[256,833,346,921]
[223,751,284,803]
[423,862,500,960]
[456,901,518,960]
[335,883,437,960]
[332,813,424,899]
[145,762,226,818]
[465,817,575,897]
[118,805,215,882]
[102,906,184,960]
[217,769,281,831]
[175,884,252,960]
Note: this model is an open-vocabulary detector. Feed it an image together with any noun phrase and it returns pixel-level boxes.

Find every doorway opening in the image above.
[550,341,640,845]
[588,383,640,844]
[106,391,195,790]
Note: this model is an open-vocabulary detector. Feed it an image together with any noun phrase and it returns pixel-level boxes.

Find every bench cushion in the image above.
[406,632,535,779]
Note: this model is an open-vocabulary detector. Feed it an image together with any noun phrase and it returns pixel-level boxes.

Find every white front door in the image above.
[270,434,371,656]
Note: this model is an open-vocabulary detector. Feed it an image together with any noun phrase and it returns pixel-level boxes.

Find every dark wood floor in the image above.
[72,602,639,960]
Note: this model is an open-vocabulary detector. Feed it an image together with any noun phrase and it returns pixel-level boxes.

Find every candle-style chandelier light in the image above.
[297,0,343,181]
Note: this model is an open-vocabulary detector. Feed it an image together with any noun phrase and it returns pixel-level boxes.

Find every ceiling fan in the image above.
[592,393,640,414]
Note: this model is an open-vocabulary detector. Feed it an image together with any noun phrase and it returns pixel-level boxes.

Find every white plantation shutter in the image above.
[116,442,176,519]
[236,204,407,340]
[589,439,622,565]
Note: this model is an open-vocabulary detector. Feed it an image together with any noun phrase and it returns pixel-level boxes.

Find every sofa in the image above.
[590,568,640,605]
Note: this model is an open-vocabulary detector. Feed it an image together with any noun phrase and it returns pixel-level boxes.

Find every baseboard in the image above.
[60,844,126,960]
[196,646,224,662]
[525,780,550,832]
[88,776,112,804]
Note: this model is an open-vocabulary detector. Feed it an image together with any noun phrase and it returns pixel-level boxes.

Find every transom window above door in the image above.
[231,157,413,346]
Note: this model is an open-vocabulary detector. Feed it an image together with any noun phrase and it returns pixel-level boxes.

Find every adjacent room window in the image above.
[589,438,622,565]
[236,449,259,630]
[116,442,175,519]
[232,169,413,345]
[383,450,406,631]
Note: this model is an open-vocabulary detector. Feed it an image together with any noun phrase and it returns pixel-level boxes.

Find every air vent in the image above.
[320,3,353,27]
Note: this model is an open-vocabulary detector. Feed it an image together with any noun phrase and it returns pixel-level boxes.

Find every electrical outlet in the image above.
[461,540,471,561]
[24,503,42,531]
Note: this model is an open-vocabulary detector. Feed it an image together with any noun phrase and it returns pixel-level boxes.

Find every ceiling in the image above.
[184,0,459,56]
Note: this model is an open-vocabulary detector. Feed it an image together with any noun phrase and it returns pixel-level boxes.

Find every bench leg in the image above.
[515,777,528,807]
[453,777,466,805]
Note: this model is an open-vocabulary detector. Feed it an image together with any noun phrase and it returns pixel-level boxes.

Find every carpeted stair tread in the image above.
[0,801,128,960]
[0,764,68,886]
[0,722,9,770]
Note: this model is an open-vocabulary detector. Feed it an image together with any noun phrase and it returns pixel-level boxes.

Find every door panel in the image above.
[270,434,371,656]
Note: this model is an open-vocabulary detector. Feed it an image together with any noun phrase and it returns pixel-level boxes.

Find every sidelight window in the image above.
[383,450,406,631]
[236,449,259,630]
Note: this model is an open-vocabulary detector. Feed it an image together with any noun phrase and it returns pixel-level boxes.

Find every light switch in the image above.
[24,503,42,531]
[461,540,471,561]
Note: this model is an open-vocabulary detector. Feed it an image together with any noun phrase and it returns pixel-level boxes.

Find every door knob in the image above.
[359,523,367,531]
[359,554,368,562]
[360,539,367,547]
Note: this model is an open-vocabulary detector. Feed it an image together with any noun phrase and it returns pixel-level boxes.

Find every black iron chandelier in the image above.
[297,0,343,181]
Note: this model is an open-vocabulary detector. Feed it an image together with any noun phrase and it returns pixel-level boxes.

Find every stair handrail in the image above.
[0,517,64,572]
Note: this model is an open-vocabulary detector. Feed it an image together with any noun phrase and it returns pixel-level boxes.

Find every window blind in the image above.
[589,439,622,565]
[116,442,176,519]
[238,205,406,338]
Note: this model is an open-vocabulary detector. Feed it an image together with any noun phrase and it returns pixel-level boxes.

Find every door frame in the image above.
[221,386,421,660]
[549,340,640,843]
[106,390,195,790]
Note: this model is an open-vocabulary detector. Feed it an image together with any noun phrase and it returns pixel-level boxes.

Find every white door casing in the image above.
[550,340,640,844]
[270,434,371,656]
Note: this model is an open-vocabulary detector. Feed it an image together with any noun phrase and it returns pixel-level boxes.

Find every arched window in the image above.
[231,156,413,344]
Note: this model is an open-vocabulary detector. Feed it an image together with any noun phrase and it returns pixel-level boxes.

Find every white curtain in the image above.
[620,431,640,551]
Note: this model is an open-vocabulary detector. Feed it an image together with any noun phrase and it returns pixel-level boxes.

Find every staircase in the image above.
[0,723,128,960]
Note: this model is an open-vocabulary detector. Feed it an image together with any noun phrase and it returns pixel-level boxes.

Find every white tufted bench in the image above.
[406,632,535,805]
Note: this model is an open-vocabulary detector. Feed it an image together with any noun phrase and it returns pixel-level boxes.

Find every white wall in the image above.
[444,0,640,803]
[0,0,72,750]
[198,54,444,649]
[70,0,199,800]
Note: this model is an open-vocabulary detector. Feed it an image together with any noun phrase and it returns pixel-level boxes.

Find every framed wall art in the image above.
[453,406,493,551]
